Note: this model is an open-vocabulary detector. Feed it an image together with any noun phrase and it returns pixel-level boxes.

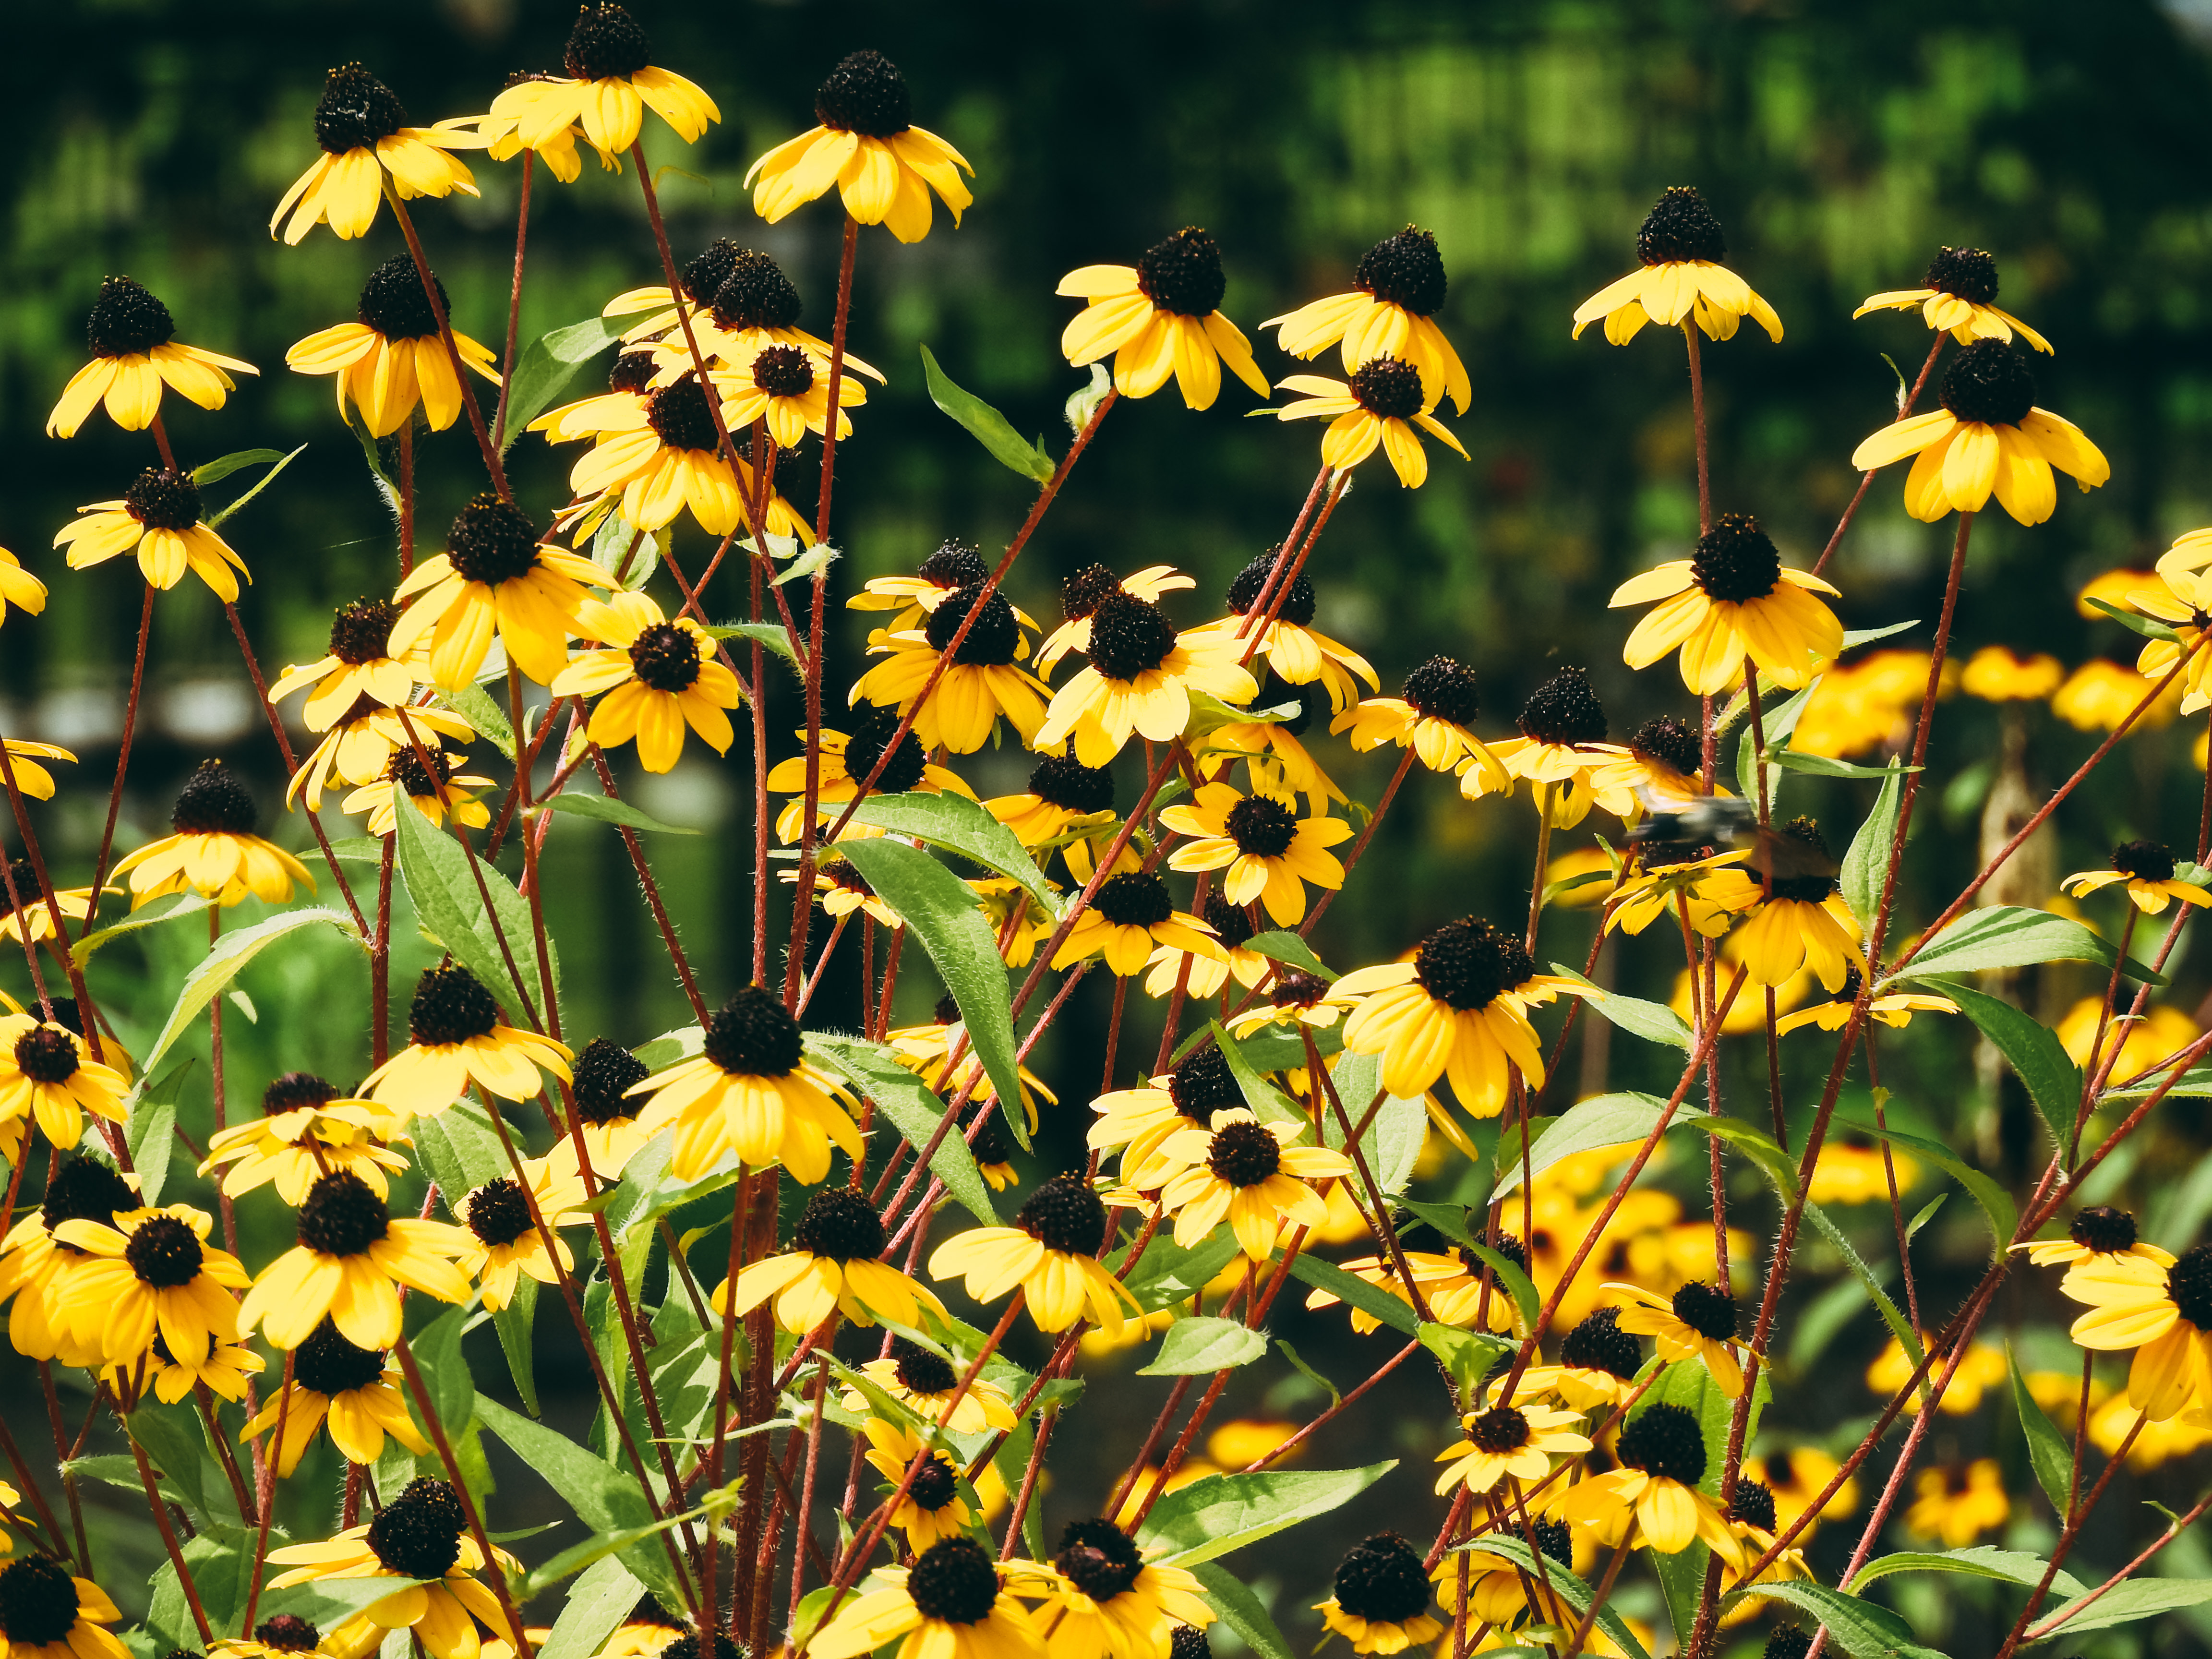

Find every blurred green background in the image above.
[12,0,2212,1652]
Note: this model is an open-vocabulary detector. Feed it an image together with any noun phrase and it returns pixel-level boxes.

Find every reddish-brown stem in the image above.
[384,188,509,500]
[1812,336,1945,578]
[491,149,533,452]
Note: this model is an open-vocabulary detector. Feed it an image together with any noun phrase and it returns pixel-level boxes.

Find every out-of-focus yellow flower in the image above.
[2056,997,2201,1086]
[1807,1144,1919,1207]
[2090,1392,2212,1468]
[2026,1367,2109,1431]
[1793,650,1949,759]
[1310,1179,1373,1245]
[2052,660,2182,732]
[1544,846,1617,909]
[1903,1460,2008,1546]
[1867,1332,2007,1415]
[1206,1419,1298,1469]
[1743,1446,1858,1541]
[1961,646,2064,702]
[2077,568,2159,620]
[1113,1460,1216,1528]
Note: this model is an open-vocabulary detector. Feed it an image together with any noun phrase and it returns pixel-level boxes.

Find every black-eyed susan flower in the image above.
[1088,1042,1245,1181]
[1159,780,1350,927]
[1272,357,1466,489]
[1772,967,1954,1035]
[1223,967,1347,1040]
[807,1535,1046,1659]
[453,1159,588,1311]
[0,1015,127,1162]
[929,1173,1142,1337]
[1731,819,1864,992]
[271,65,484,245]
[2061,1243,2212,1421]
[1059,228,1269,410]
[54,466,251,601]
[2015,1205,2175,1272]
[1266,226,1469,413]
[1587,714,1720,811]
[600,236,743,344]
[1146,896,1274,1003]
[271,600,419,731]
[472,72,619,184]
[2053,657,2179,733]
[632,985,862,1184]
[0,1155,138,1366]
[852,540,995,637]
[544,1036,653,1182]
[47,276,258,439]
[1150,1108,1353,1259]
[1336,918,1575,1117]
[1432,1520,1575,1630]
[1333,654,1507,784]
[787,859,903,930]
[51,1202,248,1367]
[532,348,658,445]
[343,741,495,836]
[242,1317,427,1476]
[1901,1461,2009,1548]
[1960,645,2064,701]
[747,51,971,243]
[0,862,107,950]
[1572,187,1781,346]
[110,760,313,910]
[1186,552,1378,713]
[719,1186,944,1334]
[766,705,976,843]
[1030,1518,1214,1659]
[851,581,1047,754]
[2063,839,2212,915]
[288,257,499,438]
[1603,850,1761,940]
[1199,699,1347,817]
[551,591,742,771]
[1855,245,2051,353]
[0,1557,132,1659]
[1481,668,1637,827]
[113,1331,264,1408]
[361,965,572,1118]
[1037,565,1196,677]
[0,740,75,804]
[673,248,885,384]
[711,340,866,448]
[554,372,801,544]
[1312,1235,1528,1337]
[264,1479,517,1659]
[1050,871,1224,979]
[1561,1402,1742,1562]
[1849,338,2107,525]
[200,1073,410,1203]
[1551,1305,1649,1411]
[1433,1400,1592,1497]
[288,699,475,814]
[1612,515,1842,696]
[1606,1280,1749,1397]
[1312,1533,1444,1655]
[238,1170,472,1351]
[0,549,47,625]
[842,1334,1019,1434]
[987,750,1117,853]
[860,1419,974,1554]
[1716,1482,1815,1622]
[488,5,717,158]
[390,495,604,689]
[1035,592,1258,767]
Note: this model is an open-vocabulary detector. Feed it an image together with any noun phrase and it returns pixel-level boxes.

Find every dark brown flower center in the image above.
[1941,339,2036,428]
[2112,840,2176,884]
[365,1479,465,1579]
[815,49,913,139]
[297,1170,391,1258]
[1469,1406,1529,1454]
[1054,1519,1144,1603]
[1630,716,1703,777]
[1028,753,1113,815]
[1017,1174,1107,1256]
[2170,1243,2212,1329]
[750,343,816,400]
[464,1178,536,1249]
[328,598,400,665]
[294,1317,387,1396]
[702,985,804,1077]
[0,1555,80,1645]
[844,702,928,793]
[1206,1120,1280,1187]
[314,63,408,155]
[1414,917,1531,1012]
[1092,871,1174,929]
[1637,186,1726,265]
[1517,666,1607,746]
[1923,246,1999,305]
[1671,1280,1739,1340]
[891,1336,958,1395]
[124,1215,204,1288]
[1402,656,1481,726]
[39,1155,133,1240]
[13,1027,80,1087]
[170,759,256,835]
[1086,593,1177,681]
[646,377,722,454]
[925,583,1021,667]
[906,1536,999,1625]
[1692,513,1781,603]
[358,255,445,341]
[790,1187,884,1263]
[1168,1045,1241,1124]
[1226,551,1315,627]
[1059,564,1121,623]
[446,495,542,587]
[1616,1401,1707,1484]
[564,4,651,81]
[86,276,175,358]
[409,965,502,1046]
[628,623,704,693]
[711,251,804,332]
[1729,1479,1778,1532]
[126,468,202,533]
[1135,228,1227,318]
[1356,227,1448,315]
[571,1036,648,1125]
[1224,793,1298,859]
[2069,1205,2138,1254]
[1561,1306,1643,1379]
[1350,357,1424,420]
[1331,1534,1430,1624]
[254,1617,322,1653]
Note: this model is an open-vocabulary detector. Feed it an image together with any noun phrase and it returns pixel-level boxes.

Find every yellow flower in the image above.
[1433,1399,1591,1496]
[110,1332,263,1408]
[806,1538,1046,1659]
[1034,591,1259,767]
[986,751,1118,854]
[1560,1402,1743,1563]
[389,495,604,689]
[109,760,313,910]
[1160,780,1351,927]
[788,860,903,930]
[1720,820,1863,992]
[2062,838,2211,916]
[287,257,499,438]
[361,966,574,1118]
[670,246,886,385]
[1037,565,1196,677]
[717,1186,948,1333]
[1480,668,1639,829]
[1605,850,1762,940]
[886,1011,1054,1122]
[47,276,257,438]
[541,361,742,541]
[270,599,421,730]
[287,701,475,814]
[2090,1392,2212,1469]
[1024,1519,1215,1659]
[198,1074,409,1204]
[471,83,620,184]
[1902,1460,2009,1547]
[452,1158,589,1311]
[2052,658,2180,733]
[54,466,251,601]
[0,1560,132,1659]
[0,549,47,625]
[2062,1246,2212,1421]
[0,869,107,949]
[765,711,976,844]
[929,1174,1142,1337]
[545,1037,656,1183]
[1793,649,1944,758]
[1572,188,1781,346]
[1149,1108,1353,1260]
[271,65,483,245]
[264,1479,518,1659]
[238,1170,472,1351]
[239,1315,428,1476]
[1311,1533,1444,1655]
[1059,228,1269,409]
[1332,654,1506,781]
[1050,871,1224,979]
[711,341,867,448]
[850,540,1009,637]
[1773,973,1954,1036]
[1850,339,2107,524]
[746,51,971,243]
[1611,516,1841,695]
[849,586,1048,755]
[840,1337,1019,1435]
[49,1203,248,1367]
[2131,565,2212,712]
[1960,645,2064,702]
[486,6,718,157]
[1607,1280,1749,1397]
[2014,1204,2175,1274]
[551,591,743,772]
[1743,1445,1857,1542]
[631,986,861,1184]
[0,1155,140,1366]
[860,1419,975,1555]
[1088,1043,1247,1180]
[1271,358,1467,488]
[1431,1527,1575,1628]
[1803,1143,1920,1206]
[2080,565,2159,619]
[0,1016,128,1162]
[1865,1331,2008,1416]
[342,747,495,838]
[1854,246,2051,352]
[1264,226,1470,413]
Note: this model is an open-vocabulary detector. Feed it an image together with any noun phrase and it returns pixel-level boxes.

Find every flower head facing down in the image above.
[48,275,258,438]
[2062,839,2212,916]
[1562,1401,1743,1562]
[1572,187,1782,345]
[1613,514,1842,696]
[360,964,573,1117]
[1313,1533,1443,1654]
[1854,245,2051,353]
[806,1535,1045,1659]
[0,1556,130,1659]
[287,257,498,439]
[484,5,718,160]
[271,64,483,244]
[633,986,862,1183]
[0,1014,130,1162]
[929,1173,1141,1336]
[746,50,972,243]
[1272,355,1467,488]
[240,1315,428,1476]
[1264,225,1469,413]
[55,466,252,601]
[109,760,313,909]
[1058,228,1270,409]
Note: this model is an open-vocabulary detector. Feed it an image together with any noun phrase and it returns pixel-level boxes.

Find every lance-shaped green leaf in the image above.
[1188,1562,1295,1659]
[1837,1107,2018,1255]
[702,621,800,668]
[192,448,287,487]
[1737,680,1817,805]
[1317,1048,1424,1194]
[805,1032,998,1224]
[2007,1344,2076,1516]
[1209,1020,1304,1125]
[542,793,702,836]
[1841,758,1908,927]
[1289,1254,1419,1336]
[1802,1200,1924,1406]
[1419,1323,1514,1394]
[919,344,1055,481]
[436,683,516,760]
[1770,749,1924,780]
[474,1396,688,1606]
[1491,1092,1689,1199]
[395,792,560,1026]
[68,891,216,966]
[537,1557,646,1659]
[1937,981,2081,1150]
[125,1056,192,1207]
[1847,1545,2084,1598]
[1455,1535,1650,1659]
[1244,930,1335,980]
[503,316,624,447]
[1894,904,2154,986]
[1137,1315,1267,1376]
[1135,1460,1396,1565]
[206,443,307,528]
[2032,1577,2212,1638]
[139,906,362,1076]
[843,790,1059,912]
[2086,595,2182,640]
[1719,1582,1947,1659]
[1549,963,1690,1050]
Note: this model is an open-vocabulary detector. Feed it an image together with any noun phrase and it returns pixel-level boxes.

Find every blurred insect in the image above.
[1625,794,1839,884]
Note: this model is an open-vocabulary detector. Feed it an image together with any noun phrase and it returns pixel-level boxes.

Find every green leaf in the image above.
[474,1396,688,1607]
[129,1405,220,1522]
[1848,1545,2085,1599]
[1802,1200,1924,1406]
[588,511,661,593]
[125,1057,192,1208]
[395,793,558,1027]
[411,1305,477,1440]
[259,1568,446,1633]
[542,792,703,836]
[1459,1244,1540,1331]
[1788,1272,1875,1372]
[205,443,307,528]
[1209,1021,1304,1126]
[1316,1048,1424,1195]
[1419,1322,1514,1394]
[436,684,517,761]
[1491,1092,1684,1199]
[148,1523,257,1650]
[1720,1581,1946,1659]
[1117,1229,1244,1314]
[843,791,1058,914]
[494,1278,541,1418]
[1906,1193,1948,1244]
[1937,982,2081,1151]
[137,906,362,1076]
[1189,1561,1294,1659]
[1770,749,1925,780]
[1184,690,1299,740]
[1841,758,1908,928]
[1738,681,1816,805]
[1288,1254,1419,1336]
[536,1556,644,1659]
[702,621,799,668]
[504,316,624,448]
[1683,1114,1801,1202]
[772,541,838,588]
[1135,1461,1396,1566]
[1842,619,1922,650]
[2100,1066,2212,1105]
[1549,963,1691,1050]
[326,835,387,865]
[1839,1108,2019,1256]
[1896,905,2155,986]
[2007,1344,2076,1517]
[1400,1198,1480,1250]
[2033,1577,2212,1637]
[830,838,1025,1141]
[1457,1534,1651,1659]
[1137,1315,1268,1376]
[1274,1337,1341,1407]
[1065,363,1113,436]
[2086,595,2181,641]
[804,1033,998,1225]
[192,448,286,486]
[1241,931,1335,981]
[68,890,216,966]
[918,344,1054,482]
[523,1505,700,1598]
